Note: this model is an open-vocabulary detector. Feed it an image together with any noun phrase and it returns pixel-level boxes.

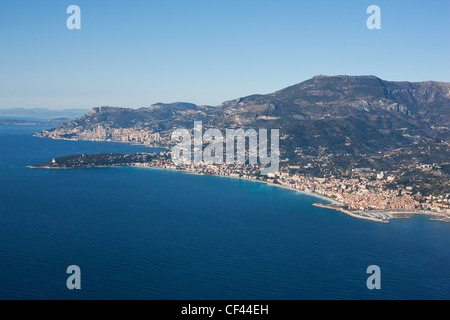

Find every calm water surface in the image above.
[0,125,449,299]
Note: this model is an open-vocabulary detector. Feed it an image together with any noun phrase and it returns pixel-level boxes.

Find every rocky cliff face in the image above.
[37,75,450,155]
[209,75,449,127]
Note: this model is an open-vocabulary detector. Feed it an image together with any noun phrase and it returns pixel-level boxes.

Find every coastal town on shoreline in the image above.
[133,153,450,223]
[36,126,450,220]
[31,128,450,223]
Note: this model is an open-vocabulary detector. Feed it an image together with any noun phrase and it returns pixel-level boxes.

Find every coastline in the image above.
[27,162,450,223]
[28,162,450,223]
[124,165,450,224]
[157,166,342,205]
[32,134,169,150]
[27,132,450,224]
[312,203,389,223]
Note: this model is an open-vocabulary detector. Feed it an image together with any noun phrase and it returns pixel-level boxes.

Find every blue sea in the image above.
[0,125,449,300]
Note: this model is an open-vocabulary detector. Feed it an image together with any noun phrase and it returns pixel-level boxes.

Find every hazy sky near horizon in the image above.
[0,0,449,110]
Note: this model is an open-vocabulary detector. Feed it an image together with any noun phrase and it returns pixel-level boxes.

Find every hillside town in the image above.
[40,126,163,146]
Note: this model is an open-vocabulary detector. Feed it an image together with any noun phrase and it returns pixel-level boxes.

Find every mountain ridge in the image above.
[37,75,450,159]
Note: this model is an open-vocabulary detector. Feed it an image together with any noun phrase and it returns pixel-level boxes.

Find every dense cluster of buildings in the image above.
[43,126,161,146]
[274,174,419,212]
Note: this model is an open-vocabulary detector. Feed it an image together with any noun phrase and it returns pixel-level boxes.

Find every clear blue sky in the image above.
[0,0,449,109]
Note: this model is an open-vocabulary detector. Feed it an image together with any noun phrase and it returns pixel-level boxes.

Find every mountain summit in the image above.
[37,75,450,158]
[211,75,450,127]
